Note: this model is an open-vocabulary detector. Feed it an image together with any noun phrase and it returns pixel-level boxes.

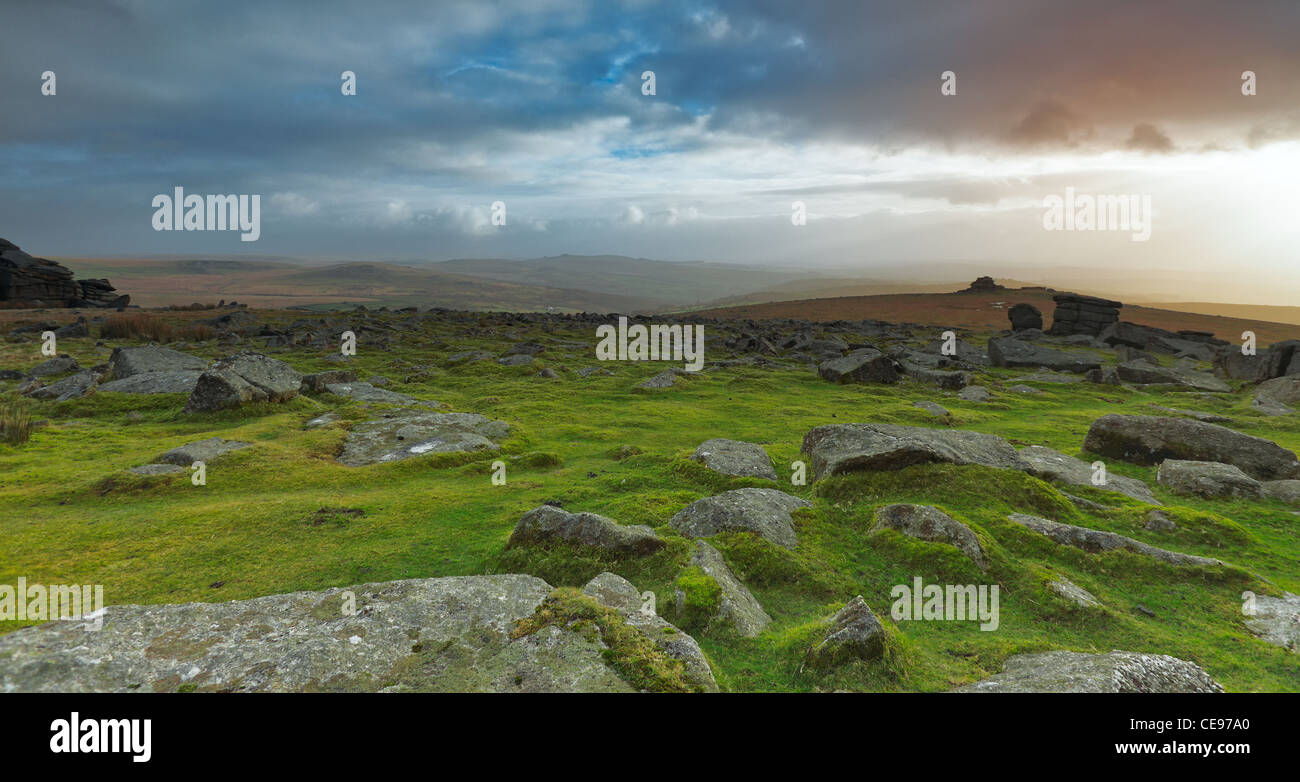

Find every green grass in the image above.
[1,313,1298,692]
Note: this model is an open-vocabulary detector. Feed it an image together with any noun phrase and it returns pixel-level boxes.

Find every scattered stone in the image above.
[107,346,206,380]
[1047,577,1101,609]
[155,437,252,466]
[577,366,613,377]
[1008,302,1043,332]
[1261,479,1300,506]
[802,422,1029,479]
[817,349,901,384]
[957,385,991,403]
[1144,510,1177,532]
[324,381,422,406]
[1243,592,1300,653]
[580,573,717,690]
[300,370,358,393]
[670,488,810,549]
[872,504,987,570]
[507,505,664,556]
[1018,445,1159,504]
[1008,384,1042,394]
[497,354,536,366]
[675,542,771,637]
[1156,459,1263,499]
[956,651,1223,692]
[1084,414,1300,480]
[1007,513,1223,567]
[805,596,886,668]
[690,438,777,481]
[25,369,98,401]
[27,355,81,377]
[184,351,303,413]
[535,368,559,379]
[128,463,187,476]
[446,350,493,364]
[1115,360,1230,392]
[636,371,678,389]
[913,400,950,417]
[98,371,202,394]
[337,410,509,466]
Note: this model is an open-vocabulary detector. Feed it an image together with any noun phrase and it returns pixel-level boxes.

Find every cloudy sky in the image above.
[2,0,1298,302]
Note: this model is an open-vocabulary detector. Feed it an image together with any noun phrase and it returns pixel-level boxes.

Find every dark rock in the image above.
[987,337,1100,372]
[802,422,1029,479]
[184,352,302,413]
[805,596,886,668]
[1156,459,1263,499]
[1083,414,1300,480]
[1008,303,1043,332]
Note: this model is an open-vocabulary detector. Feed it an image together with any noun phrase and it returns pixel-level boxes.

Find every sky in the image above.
[2,0,1298,303]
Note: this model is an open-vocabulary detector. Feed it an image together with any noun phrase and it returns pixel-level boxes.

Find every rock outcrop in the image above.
[0,237,128,308]
[1083,414,1300,480]
[1048,293,1121,337]
[802,422,1029,479]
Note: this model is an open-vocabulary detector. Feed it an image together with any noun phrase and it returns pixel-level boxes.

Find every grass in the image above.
[1,309,1298,692]
[0,399,34,444]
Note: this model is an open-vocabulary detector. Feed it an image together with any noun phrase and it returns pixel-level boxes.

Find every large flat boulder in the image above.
[0,575,662,692]
[337,410,509,466]
[955,651,1223,693]
[1083,414,1300,480]
[987,337,1101,373]
[1115,360,1229,392]
[1244,592,1300,653]
[1007,513,1222,567]
[1156,459,1263,499]
[184,351,302,413]
[1019,445,1159,504]
[99,371,202,394]
[155,437,252,466]
[107,346,207,380]
[802,423,1029,479]
[689,438,777,481]
[669,488,810,549]
[507,505,664,556]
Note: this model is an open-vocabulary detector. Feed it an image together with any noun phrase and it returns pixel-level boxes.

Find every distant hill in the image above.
[692,287,1300,346]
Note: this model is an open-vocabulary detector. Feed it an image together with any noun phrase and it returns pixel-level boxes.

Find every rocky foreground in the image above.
[2,300,1298,692]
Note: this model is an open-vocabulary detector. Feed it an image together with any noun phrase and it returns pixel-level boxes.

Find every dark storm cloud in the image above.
[0,0,1297,257]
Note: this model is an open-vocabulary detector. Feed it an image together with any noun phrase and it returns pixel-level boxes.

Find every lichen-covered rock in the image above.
[154,437,252,466]
[184,351,302,413]
[1084,414,1300,480]
[300,370,358,393]
[25,369,98,401]
[1019,445,1159,505]
[802,422,1029,479]
[872,504,987,570]
[670,488,810,549]
[324,381,423,406]
[1156,459,1263,499]
[1047,577,1101,609]
[1007,513,1223,567]
[0,575,655,693]
[99,371,202,394]
[508,505,664,556]
[675,542,770,637]
[580,573,717,691]
[1244,592,1300,653]
[337,410,509,466]
[107,346,206,380]
[955,651,1223,693]
[806,596,885,668]
[690,438,777,481]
